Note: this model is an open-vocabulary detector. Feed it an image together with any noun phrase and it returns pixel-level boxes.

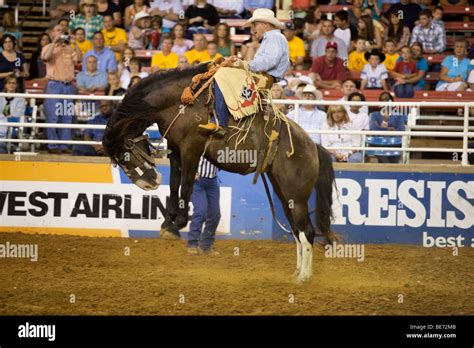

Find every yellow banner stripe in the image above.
[0,161,113,183]
[0,226,122,238]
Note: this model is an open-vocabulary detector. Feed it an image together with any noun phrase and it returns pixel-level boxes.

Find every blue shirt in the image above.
[243,0,274,10]
[370,111,405,132]
[82,48,118,74]
[76,71,108,90]
[436,55,473,89]
[248,29,290,80]
[396,56,428,88]
[84,113,109,141]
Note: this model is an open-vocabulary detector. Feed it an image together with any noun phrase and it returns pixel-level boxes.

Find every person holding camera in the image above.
[0,34,29,93]
[41,24,82,154]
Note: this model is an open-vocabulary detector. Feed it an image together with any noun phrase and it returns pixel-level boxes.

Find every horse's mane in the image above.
[103,63,209,161]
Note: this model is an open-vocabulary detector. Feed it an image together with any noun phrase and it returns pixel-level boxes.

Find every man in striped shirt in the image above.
[187,157,221,255]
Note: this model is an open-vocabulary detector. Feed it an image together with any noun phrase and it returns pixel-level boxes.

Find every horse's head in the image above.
[115,135,162,191]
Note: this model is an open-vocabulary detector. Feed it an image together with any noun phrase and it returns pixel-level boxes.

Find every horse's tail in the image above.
[315,144,339,244]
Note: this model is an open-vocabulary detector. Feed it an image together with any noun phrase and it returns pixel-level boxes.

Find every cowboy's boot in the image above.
[198,123,226,138]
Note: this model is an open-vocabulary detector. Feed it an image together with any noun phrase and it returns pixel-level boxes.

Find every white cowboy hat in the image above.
[302,84,323,100]
[243,9,285,30]
[133,11,150,25]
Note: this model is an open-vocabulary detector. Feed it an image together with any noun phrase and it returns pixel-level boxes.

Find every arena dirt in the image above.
[0,232,472,315]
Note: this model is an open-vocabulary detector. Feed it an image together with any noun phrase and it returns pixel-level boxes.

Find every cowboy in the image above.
[199,8,290,137]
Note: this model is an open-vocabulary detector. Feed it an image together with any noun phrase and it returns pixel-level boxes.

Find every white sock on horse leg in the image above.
[298,231,313,279]
[293,234,302,274]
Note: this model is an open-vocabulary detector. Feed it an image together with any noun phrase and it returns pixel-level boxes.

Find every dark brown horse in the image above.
[102,63,336,282]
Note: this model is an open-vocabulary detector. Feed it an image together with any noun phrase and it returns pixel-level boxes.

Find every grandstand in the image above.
[0,0,473,164]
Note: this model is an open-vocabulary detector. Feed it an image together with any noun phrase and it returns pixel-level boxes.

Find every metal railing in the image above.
[0,93,473,165]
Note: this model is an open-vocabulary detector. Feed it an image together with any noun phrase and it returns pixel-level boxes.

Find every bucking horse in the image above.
[102,62,337,283]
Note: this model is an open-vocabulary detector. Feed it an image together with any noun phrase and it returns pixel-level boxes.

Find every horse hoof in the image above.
[160,228,180,240]
[291,269,301,279]
[295,274,310,284]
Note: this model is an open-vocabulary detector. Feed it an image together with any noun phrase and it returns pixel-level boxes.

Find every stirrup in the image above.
[198,123,218,131]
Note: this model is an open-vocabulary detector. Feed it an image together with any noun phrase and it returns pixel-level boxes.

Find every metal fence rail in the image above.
[0,93,473,165]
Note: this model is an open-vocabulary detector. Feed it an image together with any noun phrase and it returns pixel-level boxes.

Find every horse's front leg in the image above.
[160,154,182,239]
[173,155,201,230]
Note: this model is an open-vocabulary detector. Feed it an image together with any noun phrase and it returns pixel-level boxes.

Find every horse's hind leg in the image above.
[291,203,316,282]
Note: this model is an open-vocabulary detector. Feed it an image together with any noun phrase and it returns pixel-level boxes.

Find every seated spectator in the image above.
[105,72,126,96]
[102,15,128,62]
[49,0,80,22]
[432,6,445,32]
[69,0,104,41]
[340,80,369,114]
[74,28,93,57]
[120,57,148,89]
[369,92,405,163]
[2,11,23,49]
[185,0,220,35]
[409,9,445,54]
[83,32,118,74]
[0,35,28,93]
[118,47,135,77]
[361,0,382,20]
[383,0,422,31]
[73,101,114,156]
[303,5,322,44]
[348,37,368,73]
[310,42,346,90]
[405,42,428,91]
[271,83,286,113]
[0,75,26,154]
[360,49,389,90]
[347,92,370,132]
[243,0,275,18]
[77,56,108,94]
[178,56,189,69]
[383,39,399,72]
[149,0,182,33]
[385,12,410,52]
[128,75,142,88]
[124,0,151,29]
[240,33,260,61]
[184,34,211,65]
[333,10,358,51]
[207,42,223,61]
[321,105,363,163]
[287,84,327,144]
[213,0,244,18]
[29,33,51,79]
[391,46,418,98]
[171,23,194,58]
[310,19,348,60]
[358,15,382,51]
[284,21,305,70]
[98,0,122,27]
[436,39,472,92]
[213,23,236,58]
[128,12,152,50]
[468,70,474,90]
[151,37,179,71]
[148,16,162,50]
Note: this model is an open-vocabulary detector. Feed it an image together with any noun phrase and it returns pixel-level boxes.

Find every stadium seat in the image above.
[366,136,402,158]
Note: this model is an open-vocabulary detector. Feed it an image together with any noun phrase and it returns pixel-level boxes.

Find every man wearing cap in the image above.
[199,8,289,136]
[286,84,327,145]
[310,41,346,90]
[283,21,305,70]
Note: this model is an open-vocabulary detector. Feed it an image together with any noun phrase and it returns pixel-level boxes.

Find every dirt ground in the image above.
[0,232,473,315]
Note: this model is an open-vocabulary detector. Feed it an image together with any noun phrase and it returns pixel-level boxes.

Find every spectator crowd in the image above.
[0,0,473,163]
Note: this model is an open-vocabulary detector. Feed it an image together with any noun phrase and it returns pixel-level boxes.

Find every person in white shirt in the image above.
[310,19,348,60]
[286,84,326,144]
[120,57,149,89]
[360,49,389,90]
[347,92,370,139]
[333,10,357,51]
[338,79,369,115]
[213,0,244,18]
[321,105,363,162]
[149,0,183,31]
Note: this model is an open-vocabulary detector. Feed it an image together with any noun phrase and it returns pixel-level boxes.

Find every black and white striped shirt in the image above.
[197,157,218,179]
